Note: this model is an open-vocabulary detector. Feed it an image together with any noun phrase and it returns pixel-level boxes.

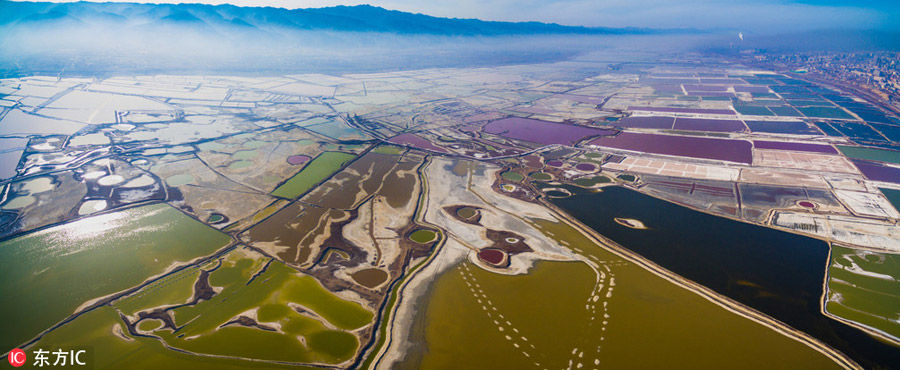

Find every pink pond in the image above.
[287,155,311,165]
[753,140,838,154]
[589,132,752,164]
[387,133,449,153]
[798,201,816,208]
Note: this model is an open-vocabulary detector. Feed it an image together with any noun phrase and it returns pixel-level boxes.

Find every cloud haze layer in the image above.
[11,0,894,32]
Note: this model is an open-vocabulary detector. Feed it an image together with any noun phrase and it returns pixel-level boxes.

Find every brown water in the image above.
[402,219,843,370]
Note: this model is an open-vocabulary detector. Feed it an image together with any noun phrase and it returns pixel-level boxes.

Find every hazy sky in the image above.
[18,0,899,31]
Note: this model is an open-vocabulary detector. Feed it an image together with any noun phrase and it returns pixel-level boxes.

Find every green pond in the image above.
[826,245,900,340]
[410,229,437,244]
[0,203,232,351]
[500,171,525,182]
[573,175,611,187]
[529,172,552,181]
[838,146,900,165]
[881,188,900,212]
[456,207,478,219]
[271,152,356,199]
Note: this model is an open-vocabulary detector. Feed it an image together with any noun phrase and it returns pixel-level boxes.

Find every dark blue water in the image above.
[551,185,900,370]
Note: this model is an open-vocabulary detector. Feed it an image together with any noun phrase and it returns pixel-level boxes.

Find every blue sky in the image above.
[21,0,899,31]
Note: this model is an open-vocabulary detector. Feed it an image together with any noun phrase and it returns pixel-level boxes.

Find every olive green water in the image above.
[0,203,232,351]
[31,247,374,368]
[826,245,900,340]
[154,252,373,364]
[408,220,842,370]
[271,151,356,199]
[410,229,437,243]
[29,306,309,370]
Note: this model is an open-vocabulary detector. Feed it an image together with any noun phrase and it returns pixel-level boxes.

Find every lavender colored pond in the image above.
[387,133,449,153]
[745,120,821,135]
[286,155,312,165]
[753,141,838,154]
[674,118,746,133]
[684,85,728,92]
[851,160,900,183]
[575,163,597,171]
[700,78,748,85]
[589,132,752,164]
[483,117,616,146]
[616,116,674,129]
[629,106,736,115]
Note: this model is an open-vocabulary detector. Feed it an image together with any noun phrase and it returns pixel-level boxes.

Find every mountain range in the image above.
[0,1,675,37]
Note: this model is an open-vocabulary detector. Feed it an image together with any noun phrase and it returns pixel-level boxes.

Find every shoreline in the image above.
[539,197,863,370]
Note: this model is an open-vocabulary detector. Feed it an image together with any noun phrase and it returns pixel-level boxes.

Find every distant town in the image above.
[737,50,900,112]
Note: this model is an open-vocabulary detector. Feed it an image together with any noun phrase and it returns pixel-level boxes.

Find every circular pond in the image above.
[287,155,312,165]
[500,171,524,182]
[409,229,437,243]
[351,268,389,288]
[798,201,816,209]
[529,172,553,181]
[78,200,108,215]
[478,248,508,267]
[575,163,597,172]
[208,213,227,224]
[97,175,125,186]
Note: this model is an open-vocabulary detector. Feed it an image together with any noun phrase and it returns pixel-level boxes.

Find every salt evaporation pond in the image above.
[387,133,449,153]
[746,120,821,135]
[616,116,674,130]
[851,160,900,183]
[590,132,752,164]
[628,106,736,115]
[673,118,746,132]
[287,155,312,165]
[483,117,615,146]
[753,141,838,154]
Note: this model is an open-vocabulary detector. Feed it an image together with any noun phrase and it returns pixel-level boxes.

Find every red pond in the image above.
[478,248,507,266]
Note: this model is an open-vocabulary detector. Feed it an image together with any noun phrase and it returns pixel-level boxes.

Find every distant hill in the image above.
[0,1,679,36]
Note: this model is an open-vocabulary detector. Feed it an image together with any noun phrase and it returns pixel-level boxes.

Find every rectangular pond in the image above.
[753,140,838,154]
[483,117,616,146]
[589,132,752,164]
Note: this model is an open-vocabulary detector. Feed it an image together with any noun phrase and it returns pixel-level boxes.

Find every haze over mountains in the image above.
[0,1,702,76]
[0,1,897,77]
[0,1,668,37]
